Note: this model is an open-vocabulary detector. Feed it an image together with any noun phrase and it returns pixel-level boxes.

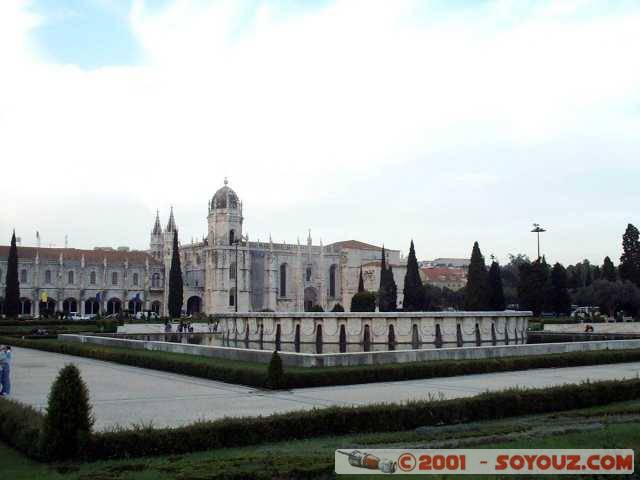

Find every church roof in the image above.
[166,207,177,233]
[0,246,161,266]
[327,240,384,251]
[211,178,239,210]
[152,210,162,235]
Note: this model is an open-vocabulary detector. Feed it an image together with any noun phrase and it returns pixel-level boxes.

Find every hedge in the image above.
[0,398,44,460]
[2,377,640,461]
[5,336,640,390]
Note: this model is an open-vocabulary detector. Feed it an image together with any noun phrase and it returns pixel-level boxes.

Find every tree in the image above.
[402,240,425,311]
[619,223,640,287]
[550,263,571,316]
[265,351,285,389]
[350,291,376,312]
[602,256,617,282]
[331,303,345,312]
[487,261,505,310]
[41,364,94,460]
[591,279,640,318]
[464,242,490,311]
[168,230,184,318]
[518,259,550,317]
[423,284,444,311]
[310,304,324,312]
[501,254,530,306]
[4,230,20,317]
[357,266,365,293]
[378,246,397,312]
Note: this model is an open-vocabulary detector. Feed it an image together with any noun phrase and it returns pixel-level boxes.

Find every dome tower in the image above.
[208,178,243,246]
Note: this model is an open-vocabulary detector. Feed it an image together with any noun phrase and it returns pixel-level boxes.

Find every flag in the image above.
[40,291,48,302]
[96,292,101,302]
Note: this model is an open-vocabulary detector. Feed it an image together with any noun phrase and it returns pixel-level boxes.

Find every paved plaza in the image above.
[9,347,640,430]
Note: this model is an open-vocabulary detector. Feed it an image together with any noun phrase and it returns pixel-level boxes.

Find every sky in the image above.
[1,0,639,266]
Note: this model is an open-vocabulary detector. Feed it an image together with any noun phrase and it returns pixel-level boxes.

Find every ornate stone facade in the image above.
[149,180,407,315]
[0,180,407,316]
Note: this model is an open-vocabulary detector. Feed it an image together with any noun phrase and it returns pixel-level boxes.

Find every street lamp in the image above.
[531,223,546,260]
[231,235,247,313]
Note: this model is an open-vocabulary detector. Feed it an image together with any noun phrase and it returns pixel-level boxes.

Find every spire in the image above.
[307,228,312,246]
[166,206,177,232]
[152,210,162,235]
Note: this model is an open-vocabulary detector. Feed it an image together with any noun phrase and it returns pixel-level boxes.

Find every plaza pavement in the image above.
[8,347,640,431]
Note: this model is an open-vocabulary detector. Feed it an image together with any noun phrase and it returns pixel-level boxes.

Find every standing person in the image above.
[0,346,11,396]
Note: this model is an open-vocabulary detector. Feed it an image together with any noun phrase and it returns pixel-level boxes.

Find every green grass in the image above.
[2,400,640,479]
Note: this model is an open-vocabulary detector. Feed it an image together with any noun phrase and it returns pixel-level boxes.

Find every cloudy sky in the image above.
[1,0,639,266]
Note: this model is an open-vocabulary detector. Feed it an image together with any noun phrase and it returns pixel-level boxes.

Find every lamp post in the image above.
[531,223,546,260]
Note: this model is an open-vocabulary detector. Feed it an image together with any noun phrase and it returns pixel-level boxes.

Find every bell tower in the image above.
[208,178,243,246]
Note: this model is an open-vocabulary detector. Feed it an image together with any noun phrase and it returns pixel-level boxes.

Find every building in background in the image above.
[1,180,406,316]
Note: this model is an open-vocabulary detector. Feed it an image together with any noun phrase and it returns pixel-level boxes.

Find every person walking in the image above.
[0,345,11,396]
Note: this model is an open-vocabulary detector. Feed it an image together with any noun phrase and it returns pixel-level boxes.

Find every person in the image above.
[0,345,11,396]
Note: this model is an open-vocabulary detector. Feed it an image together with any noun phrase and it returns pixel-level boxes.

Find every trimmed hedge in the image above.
[0,398,43,460]
[73,377,640,460]
[5,336,640,390]
[3,377,640,461]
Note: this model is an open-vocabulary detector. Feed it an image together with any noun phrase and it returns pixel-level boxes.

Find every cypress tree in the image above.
[619,224,640,287]
[378,246,397,312]
[602,256,617,282]
[168,230,184,318]
[357,266,365,293]
[518,259,549,317]
[464,241,490,311]
[41,364,94,460]
[487,261,505,310]
[550,262,571,316]
[4,230,20,317]
[402,240,425,311]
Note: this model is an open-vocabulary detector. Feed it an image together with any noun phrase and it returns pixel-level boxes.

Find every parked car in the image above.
[68,312,95,321]
[134,311,159,320]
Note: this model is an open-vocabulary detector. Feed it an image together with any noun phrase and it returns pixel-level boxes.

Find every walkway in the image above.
[8,347,640,430]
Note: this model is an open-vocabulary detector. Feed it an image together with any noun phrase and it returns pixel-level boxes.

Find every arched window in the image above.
[68,271,74,284]
[20,269,27,283]
[329,264,337,297]
[111,271,118,285]
[229,262,236,280]
[45,270,52,284]
[132,273,139,286]
[279,264,287,297]
[90,271,96,285]
[306,266,312,282]
[229,287,236,306]
[229,229,235,245]
[152,273,160,288]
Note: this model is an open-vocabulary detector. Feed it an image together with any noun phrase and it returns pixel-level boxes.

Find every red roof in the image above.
[0,246,161,266]
[421,267,466,282]
[328,240,383,251]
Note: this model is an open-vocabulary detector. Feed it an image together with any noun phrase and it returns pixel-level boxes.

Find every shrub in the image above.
[331,303,345,312]
[265,351,285,389]
[309,305,324,312]
[350,291,376,312]
[85,377,640,460]
[0,398,43,459]
[41,364,94,460]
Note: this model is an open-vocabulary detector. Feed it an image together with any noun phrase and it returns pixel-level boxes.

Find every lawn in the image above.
[2,400,639,480]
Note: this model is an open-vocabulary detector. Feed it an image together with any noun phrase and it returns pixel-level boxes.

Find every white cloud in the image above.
[1,0,639,264]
